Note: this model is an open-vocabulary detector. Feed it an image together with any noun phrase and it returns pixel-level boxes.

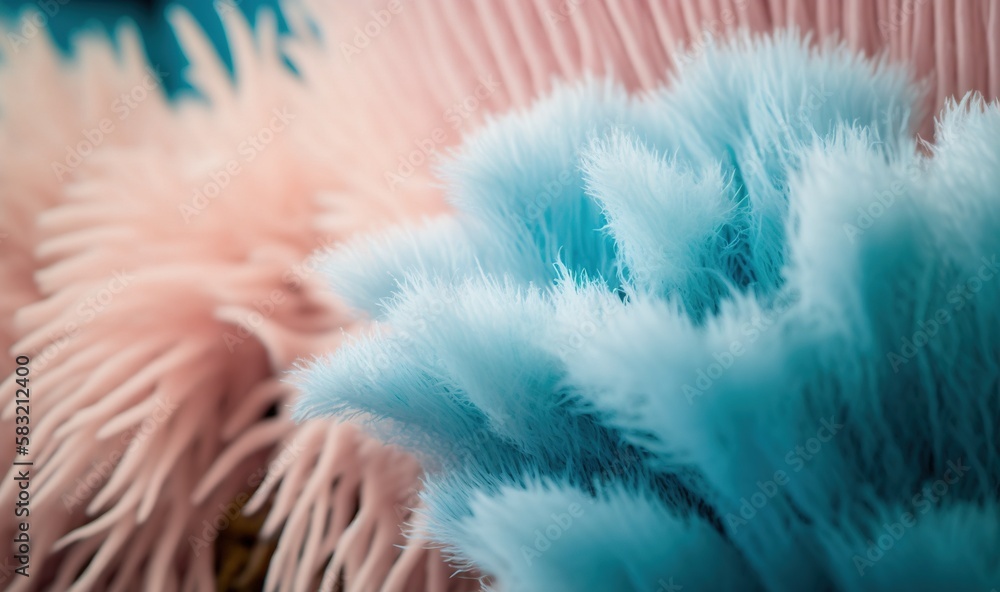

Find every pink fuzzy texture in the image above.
[0,1,997,591]
[0,6,466,592]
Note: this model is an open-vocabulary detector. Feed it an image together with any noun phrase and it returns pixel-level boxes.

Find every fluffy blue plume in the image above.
[297,32,1000,591]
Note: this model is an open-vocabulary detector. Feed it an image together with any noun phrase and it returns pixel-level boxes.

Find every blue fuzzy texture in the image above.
[297,32,1000,591]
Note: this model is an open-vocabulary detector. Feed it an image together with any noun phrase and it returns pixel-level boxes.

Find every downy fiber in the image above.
[298,32,1000,592]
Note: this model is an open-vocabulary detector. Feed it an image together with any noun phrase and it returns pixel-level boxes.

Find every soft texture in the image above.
[4,1,1000,590]
[0,5,468,591]
[298,32,1000,591]
[286,0,1000,141]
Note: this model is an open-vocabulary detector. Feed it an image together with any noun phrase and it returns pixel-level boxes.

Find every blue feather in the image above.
[297,31,1000,591]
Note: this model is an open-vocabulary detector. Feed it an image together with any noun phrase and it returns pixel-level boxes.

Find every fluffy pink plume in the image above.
[0,0,996,590]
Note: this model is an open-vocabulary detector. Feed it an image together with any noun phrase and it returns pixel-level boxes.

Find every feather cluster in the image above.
[298,33,1000,591]
[0,4,472,590]
[3,0,999,589]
